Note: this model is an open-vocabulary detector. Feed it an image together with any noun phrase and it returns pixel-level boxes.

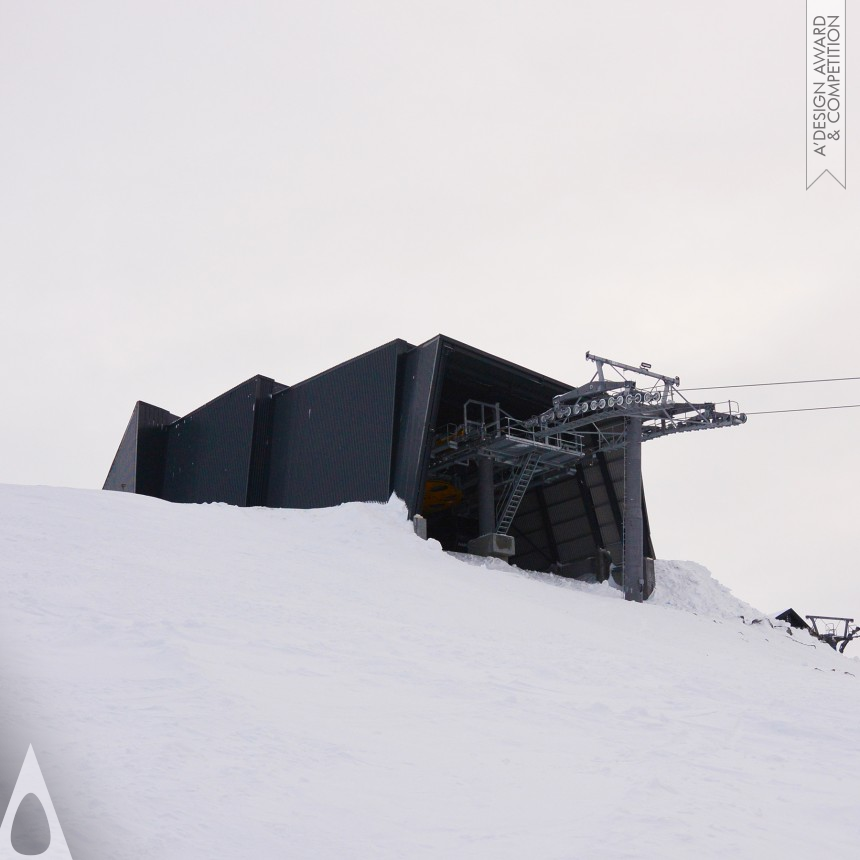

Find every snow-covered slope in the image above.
[0,484,857,859]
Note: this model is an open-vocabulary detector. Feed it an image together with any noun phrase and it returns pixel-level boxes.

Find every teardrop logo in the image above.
[0,747,73,858]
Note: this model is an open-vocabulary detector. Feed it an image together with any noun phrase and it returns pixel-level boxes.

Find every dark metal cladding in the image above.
[574,469,604,548]
[103,402,178,496]
[641,488,655,558]
[101,334,654,571]
[162,377,272,505]
[433,337,570,425]
[594,452,625,562]
[509,477,603,571]
[103,409,140,493]
[775,608,811,630]
[246,376,277,507]
[266,341,408,509]
[391,337,445,517]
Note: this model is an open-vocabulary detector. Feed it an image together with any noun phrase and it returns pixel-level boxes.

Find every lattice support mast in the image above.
[426,352,747,594]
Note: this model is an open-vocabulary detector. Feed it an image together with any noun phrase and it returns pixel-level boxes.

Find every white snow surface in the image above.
[0,484,858,859]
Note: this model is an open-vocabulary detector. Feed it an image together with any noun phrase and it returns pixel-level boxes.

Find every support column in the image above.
[477,455,495,536]
[622,417,644,602]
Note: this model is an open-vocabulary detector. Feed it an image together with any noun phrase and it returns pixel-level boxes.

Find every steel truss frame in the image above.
[425,353,747,599]
[428,356,746,478]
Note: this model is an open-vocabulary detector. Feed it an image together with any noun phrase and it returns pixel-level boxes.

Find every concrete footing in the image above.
[467,533,516,560]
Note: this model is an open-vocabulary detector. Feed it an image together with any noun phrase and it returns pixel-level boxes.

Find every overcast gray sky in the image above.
[1,1,857,614]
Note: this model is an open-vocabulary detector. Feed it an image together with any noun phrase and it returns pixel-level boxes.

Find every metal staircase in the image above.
[495,451,542,535]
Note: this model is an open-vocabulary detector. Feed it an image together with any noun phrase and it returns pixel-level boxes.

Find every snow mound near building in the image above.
[650,559,762,619]
[454,551,761,621]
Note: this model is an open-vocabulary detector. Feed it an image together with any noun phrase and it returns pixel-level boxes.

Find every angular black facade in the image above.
[267,341,409,509]
[104,335,654,570]
[162,376,275,506]
[104,401,179,496]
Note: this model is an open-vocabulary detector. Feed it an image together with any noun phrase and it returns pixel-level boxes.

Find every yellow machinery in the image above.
[422,480,463,515]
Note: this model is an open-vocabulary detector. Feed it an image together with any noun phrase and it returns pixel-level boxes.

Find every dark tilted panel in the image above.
[391,337,445,517]
[775,608,811,630]
[246,376,277,507]
[103,402,178,497]
[266,341,407,509]
[162,377,273,505]
[510,477,602,571]
[103,408,139,493]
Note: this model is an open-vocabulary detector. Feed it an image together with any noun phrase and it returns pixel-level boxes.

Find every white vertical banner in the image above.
[807,0,846,187]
